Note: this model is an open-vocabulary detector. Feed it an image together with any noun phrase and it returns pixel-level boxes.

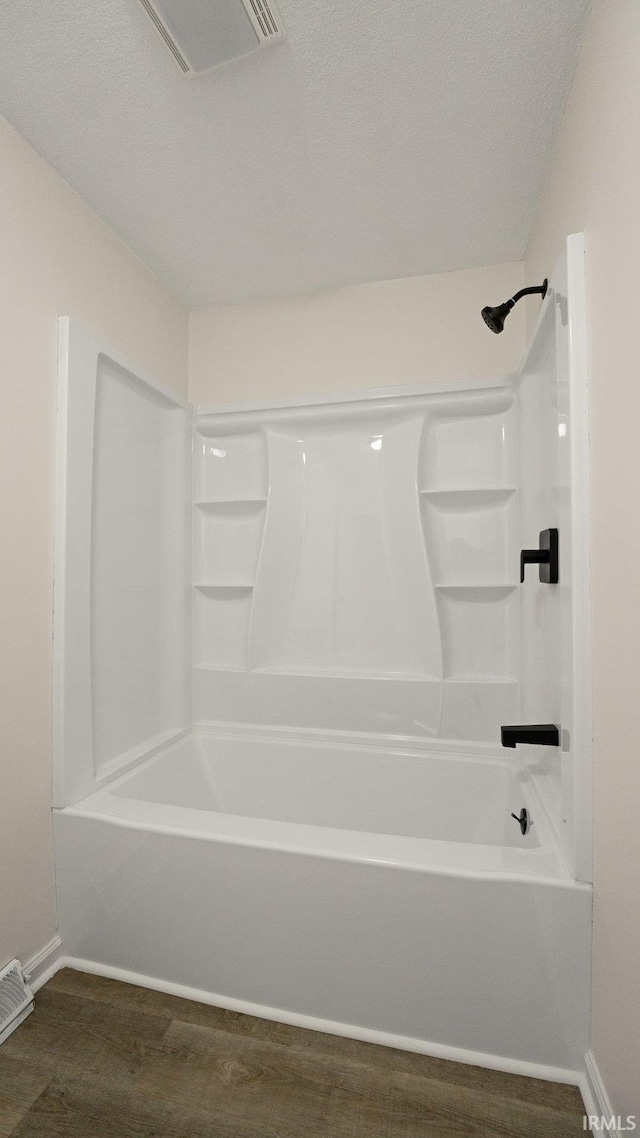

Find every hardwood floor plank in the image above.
[0,1053,51,1138]
[47,970,583,1116]
[0,988,171,1084]
[133,1018,585,1138]
[0,1105,24,1138]
[134,1021,368,1134]
[8,1071,282,1138]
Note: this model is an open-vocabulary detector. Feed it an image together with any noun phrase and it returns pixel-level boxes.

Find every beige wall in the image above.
[189,262,525,405]
[526,0,640,1116]
[0,117,188,969]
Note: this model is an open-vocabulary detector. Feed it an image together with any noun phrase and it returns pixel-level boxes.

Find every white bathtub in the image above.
[54,730,591,1081]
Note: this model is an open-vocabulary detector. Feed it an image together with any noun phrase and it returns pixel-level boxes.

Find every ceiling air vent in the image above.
[137,0,286,76]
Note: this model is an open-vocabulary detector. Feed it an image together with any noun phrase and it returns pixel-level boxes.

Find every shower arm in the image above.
[509,282,548,304]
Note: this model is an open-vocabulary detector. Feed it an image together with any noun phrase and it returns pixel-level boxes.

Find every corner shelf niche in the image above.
[193,427,268,671]
[423,483,519,684]
[195,427,268,501]
[421,487,517,585]
[419,392,517,489]
[193,499,266,586]
[418,399,519,690]
[423,487,519,684]
[193,585,254,670]
[436,586,518,681]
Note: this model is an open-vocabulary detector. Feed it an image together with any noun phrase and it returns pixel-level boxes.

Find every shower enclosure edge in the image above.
[516,233,592,884]
[52,317,192,809]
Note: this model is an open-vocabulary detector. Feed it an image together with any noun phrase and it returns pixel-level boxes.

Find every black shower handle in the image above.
[520,528,559,584]
[520,548,547,582]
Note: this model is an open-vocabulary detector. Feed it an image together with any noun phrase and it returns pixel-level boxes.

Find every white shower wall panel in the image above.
[193,383,521,745]
[53,321,191,808]
[192,669,444,738]
[252,416,441,676]
[91,357,189,775]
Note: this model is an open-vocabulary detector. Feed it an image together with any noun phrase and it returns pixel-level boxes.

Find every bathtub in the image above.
[54,730,591,1081]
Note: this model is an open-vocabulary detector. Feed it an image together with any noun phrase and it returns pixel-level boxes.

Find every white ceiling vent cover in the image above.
[137,0,286,75]
[0,959,34,1045]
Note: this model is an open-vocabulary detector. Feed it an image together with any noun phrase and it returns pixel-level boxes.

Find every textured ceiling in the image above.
[0,0,589,306]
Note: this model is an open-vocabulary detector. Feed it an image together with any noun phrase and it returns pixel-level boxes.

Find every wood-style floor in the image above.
[0,969,585,1137]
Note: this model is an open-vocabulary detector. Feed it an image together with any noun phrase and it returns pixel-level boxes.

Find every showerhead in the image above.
[482,300,514,334]
[481,279,548,334]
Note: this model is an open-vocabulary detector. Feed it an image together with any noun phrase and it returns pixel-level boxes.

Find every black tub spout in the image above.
[501,724,560,748]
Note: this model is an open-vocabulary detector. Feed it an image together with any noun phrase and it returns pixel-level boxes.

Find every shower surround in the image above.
[53,237,592,1084]
[192,383,519,743]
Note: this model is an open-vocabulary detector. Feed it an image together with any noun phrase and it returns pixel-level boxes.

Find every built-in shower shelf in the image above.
[194,499,267,511]
[421,488,517,507]
[252,664,441,682]
[444,675,519,684]
[435,584,517,597]
[194,583,254,594]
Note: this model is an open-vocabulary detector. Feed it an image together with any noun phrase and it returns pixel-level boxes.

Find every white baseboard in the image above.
[18,942,602,1104]
[61,954,583,1088]
[23,935,64,993]
[579,1050,625,1136]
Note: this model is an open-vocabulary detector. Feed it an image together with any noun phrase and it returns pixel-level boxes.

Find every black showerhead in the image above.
[482,299,514,334]
[481,279,548,334]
